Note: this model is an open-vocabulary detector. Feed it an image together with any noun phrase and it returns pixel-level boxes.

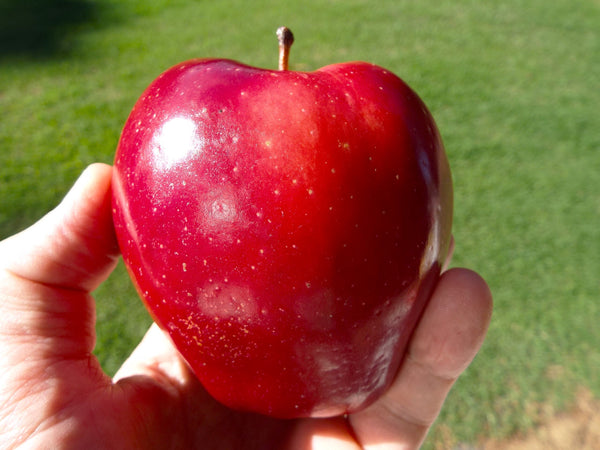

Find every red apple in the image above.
[112,28,452,418]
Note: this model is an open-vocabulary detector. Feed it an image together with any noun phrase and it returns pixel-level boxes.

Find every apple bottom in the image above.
[143,263,441,419]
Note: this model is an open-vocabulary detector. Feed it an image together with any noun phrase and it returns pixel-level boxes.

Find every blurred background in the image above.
[1,0,598,447]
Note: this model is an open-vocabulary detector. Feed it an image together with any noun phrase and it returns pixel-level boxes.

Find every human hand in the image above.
[0,163,492,449]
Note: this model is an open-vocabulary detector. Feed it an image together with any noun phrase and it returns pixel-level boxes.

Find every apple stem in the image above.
[277,27,294,71]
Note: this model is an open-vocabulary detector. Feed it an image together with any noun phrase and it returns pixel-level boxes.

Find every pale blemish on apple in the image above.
[210,198,236,222]
[197,284,259,323]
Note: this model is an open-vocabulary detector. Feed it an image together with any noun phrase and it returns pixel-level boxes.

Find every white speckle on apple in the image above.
[182,263,187,272]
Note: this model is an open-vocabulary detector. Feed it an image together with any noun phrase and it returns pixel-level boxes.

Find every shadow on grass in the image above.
[0,0,114,59]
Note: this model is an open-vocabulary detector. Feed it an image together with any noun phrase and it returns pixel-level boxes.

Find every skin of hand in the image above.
[0,163,492,449]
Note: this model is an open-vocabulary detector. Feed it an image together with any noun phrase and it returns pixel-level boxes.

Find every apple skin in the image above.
[112,58,453,418]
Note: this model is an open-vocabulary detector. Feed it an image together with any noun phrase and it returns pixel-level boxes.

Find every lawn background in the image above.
[1,0,598,447]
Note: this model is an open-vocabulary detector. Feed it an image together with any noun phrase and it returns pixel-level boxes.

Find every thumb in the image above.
[0,163,119,292]
[0,163,119,359]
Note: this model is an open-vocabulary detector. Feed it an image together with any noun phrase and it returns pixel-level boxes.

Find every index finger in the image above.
[348,268,493,449]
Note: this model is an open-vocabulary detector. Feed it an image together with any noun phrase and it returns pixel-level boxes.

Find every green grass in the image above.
[1,0,598,447]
